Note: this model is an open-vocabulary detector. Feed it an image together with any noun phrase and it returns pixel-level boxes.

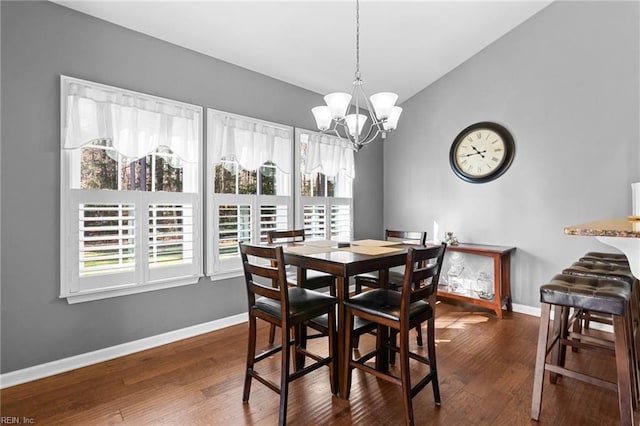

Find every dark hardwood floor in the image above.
[1,301,633,425]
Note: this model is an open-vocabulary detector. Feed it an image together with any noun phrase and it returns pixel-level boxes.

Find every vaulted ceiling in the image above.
[53,1,553,103]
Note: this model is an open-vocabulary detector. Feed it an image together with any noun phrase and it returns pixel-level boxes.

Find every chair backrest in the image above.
[400,244,447,312]
[385,229,427,245]
[239,242,290,312]
[267,229,306,244]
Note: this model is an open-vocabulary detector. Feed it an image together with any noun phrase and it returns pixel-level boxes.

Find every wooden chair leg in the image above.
[328,308,338,395]
[342,309,355,399]
[399,327,414,426]
[243,315,257,402]
[531,303,551,421]
[613,315,634,426]
[294,324,307,371]
[279,323,291,426]
[269,324,277,345]
[416,324,423,347]
[427,316,440,405]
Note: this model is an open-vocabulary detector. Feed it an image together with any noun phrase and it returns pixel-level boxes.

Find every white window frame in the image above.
[294,128,354,241]
[206,109,294,280]
[60,76,203,303]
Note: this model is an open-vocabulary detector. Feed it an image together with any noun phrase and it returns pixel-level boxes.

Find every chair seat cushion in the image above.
[285,268,335,290]
[309,313,373,334]
[355,270,406,290]
[343,288,432,322]
[540,274,630,316]
[562,262,635,286]
[256,287,337,322]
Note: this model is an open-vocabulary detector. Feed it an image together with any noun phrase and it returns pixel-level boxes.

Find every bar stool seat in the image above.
[580,251,630,266]
[531,274,635,425]
[540,274,629,315]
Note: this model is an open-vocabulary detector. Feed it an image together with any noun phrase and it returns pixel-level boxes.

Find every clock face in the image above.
[449,122,515,183]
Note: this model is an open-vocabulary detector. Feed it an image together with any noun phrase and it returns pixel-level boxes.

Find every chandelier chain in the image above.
[355,0,360,80]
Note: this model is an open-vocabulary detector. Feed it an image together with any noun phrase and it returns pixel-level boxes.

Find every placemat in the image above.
[304,240,338,248]
[283,245,334,255]
[350,239,399,247]
[342,245,403,256]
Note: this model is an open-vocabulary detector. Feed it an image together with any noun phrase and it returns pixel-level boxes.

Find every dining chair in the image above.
[240,243,338,426]
[266,229,338,344]
[353,229,427,347]
[342,243,447,426]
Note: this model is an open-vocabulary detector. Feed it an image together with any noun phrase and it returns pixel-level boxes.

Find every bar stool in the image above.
[580,251,630,266]
[531,274,634,425]
[562,261,639,332]
[562,261,640,402]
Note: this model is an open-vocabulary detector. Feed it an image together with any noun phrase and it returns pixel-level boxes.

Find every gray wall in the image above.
[0,1,383,373]
[384,1,640,308]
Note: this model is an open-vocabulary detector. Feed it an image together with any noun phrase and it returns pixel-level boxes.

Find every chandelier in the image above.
[311,0,402,151]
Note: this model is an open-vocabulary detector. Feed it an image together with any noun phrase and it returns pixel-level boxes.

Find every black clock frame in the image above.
[449,121,515,184]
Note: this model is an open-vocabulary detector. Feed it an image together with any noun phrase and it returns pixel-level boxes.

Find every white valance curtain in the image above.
[62,76,201,163]
[302,132,355,178]
[208,112,292,174]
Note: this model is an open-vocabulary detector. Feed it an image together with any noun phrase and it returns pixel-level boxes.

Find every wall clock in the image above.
[449,121,515,183]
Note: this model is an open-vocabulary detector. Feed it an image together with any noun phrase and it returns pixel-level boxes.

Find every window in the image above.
[296,129,354,242]
[207,109,293,278]
[60,76,203,303]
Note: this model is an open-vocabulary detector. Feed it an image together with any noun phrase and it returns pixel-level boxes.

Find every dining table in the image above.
[279,238,424,398]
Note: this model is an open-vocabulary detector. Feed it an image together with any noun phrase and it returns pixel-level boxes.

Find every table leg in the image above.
[337,275,348,398]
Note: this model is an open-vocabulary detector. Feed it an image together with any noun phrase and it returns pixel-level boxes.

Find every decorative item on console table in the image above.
[437,243,516,318]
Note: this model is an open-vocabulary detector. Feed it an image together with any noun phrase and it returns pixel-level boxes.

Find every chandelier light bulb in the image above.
[324,92,352,119]
[369,92,399,120]
[312,106,333,131]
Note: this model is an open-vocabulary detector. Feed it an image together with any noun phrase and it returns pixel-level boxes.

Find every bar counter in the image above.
[564,217,640,278]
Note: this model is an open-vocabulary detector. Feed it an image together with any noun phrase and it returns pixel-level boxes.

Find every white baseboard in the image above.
[512,302,541,317]
[511,302,613,333]
[0,312,247,389]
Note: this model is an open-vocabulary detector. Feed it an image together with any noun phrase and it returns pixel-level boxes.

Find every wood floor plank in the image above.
[1,302,634,425]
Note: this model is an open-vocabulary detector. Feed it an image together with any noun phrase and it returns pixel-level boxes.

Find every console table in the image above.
[438,243,516,318]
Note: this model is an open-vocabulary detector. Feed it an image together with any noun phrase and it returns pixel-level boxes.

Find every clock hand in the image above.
[471,145,486,158]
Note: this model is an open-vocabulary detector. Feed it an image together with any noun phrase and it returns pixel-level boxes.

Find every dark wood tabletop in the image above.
[278,240,427,397]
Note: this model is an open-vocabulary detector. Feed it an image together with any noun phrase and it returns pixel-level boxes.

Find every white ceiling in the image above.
[52,1,553,103]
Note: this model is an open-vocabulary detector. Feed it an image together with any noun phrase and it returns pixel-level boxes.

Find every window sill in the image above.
[207,269,243,282]
[61,276,201,304]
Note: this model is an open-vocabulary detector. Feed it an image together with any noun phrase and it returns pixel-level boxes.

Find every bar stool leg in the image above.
[549,304,564,384]
[531,303,551,421]
[614,314,634,426]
